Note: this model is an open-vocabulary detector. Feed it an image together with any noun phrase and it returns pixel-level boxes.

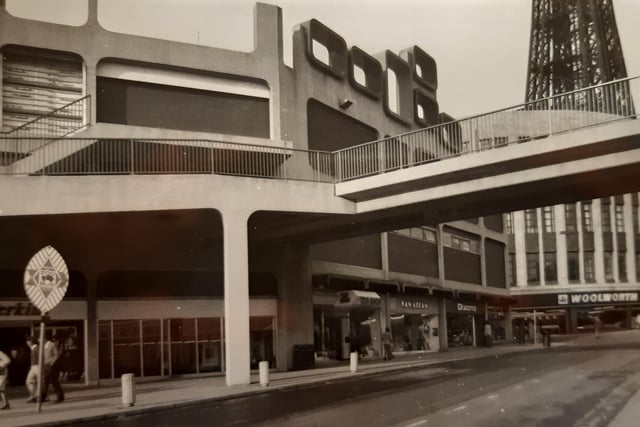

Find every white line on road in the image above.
[405,419,428,427]
[447,405,468,414]
[487,394,499,399]
[515,385,524,390]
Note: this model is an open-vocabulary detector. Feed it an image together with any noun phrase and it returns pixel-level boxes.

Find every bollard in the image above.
[121,373,135,407]
[259,361,269,387]
[350,351,358,373]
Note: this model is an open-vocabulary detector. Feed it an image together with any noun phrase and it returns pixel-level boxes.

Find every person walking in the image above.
[25,336,39,403]
[42,332,64,403]
[0,349,11,410]
[382,327,394,360]
[483,321,493,347]
[594,316,602,339]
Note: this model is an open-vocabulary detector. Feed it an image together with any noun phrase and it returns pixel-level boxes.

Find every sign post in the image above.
[23,246,69,413]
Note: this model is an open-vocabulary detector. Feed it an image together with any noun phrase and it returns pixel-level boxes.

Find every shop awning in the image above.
[335,290,381,307]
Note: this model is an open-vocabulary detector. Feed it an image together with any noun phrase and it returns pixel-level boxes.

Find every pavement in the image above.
[0,333,637,427]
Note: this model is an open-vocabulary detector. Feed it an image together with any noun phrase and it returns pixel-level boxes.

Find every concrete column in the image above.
[624,195,635,283]
[556,205,569,284]
[438,298,448,351]
[576,202,585,283]
[276,242,313,371]
[381,232,390,280]
[513,211,527,287]
[480,236,487,287]
[593,199,605,283]
[222,210,251,386]
[437,225,446,287]
[85,272,99,386]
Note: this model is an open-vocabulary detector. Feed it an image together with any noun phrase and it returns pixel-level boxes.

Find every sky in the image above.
[6,0,640,118]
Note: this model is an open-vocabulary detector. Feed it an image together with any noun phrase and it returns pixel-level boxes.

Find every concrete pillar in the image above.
[504,308,513,343]
[381,232,390,280]
[438,298,448,351]
[222,211,251,386]
[480,236,487,287]
[85,272,99,386]
[276,242,313,371]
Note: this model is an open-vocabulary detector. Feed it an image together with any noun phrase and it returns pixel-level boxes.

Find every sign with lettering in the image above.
[446,300,485,314]
[23,246,69,314]
[0,302,41,316]
[390,296,438,314]
[557,292,639,306]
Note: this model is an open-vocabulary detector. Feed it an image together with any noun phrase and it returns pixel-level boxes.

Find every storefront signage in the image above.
[335,290,381,307]
[558,292,639,305]
[446,299,484,314]
[456,303,478,313]
[0,301,41,316]
[390,296,438,314]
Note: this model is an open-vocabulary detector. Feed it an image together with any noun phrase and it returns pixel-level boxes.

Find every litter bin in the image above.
[292,344,315,370]
[542,331,551,347]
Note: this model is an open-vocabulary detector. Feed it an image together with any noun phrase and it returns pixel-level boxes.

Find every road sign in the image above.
[23,245,69,314]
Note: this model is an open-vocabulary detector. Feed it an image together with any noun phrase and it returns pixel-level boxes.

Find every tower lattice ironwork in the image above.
[525,0,629,102]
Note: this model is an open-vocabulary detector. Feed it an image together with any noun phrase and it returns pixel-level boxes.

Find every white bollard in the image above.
[350,351,358,373]
[121,373,135,407]
[259,361,269,387]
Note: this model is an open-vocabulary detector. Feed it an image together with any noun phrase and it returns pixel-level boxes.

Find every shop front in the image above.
[313,290,382,360]
[97,298,277,380]
[512,291,640,334]
[0,300,86,386]
[446,300,485,347]
[388,296,439,353]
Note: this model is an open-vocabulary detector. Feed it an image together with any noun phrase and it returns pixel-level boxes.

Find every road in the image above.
[88,334,640,427]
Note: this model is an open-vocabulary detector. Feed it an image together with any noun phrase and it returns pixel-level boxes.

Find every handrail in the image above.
[1,95,90,136]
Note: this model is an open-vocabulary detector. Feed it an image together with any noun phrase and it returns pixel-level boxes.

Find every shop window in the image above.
[618,253,627,282]
[250,316,275,369]
[584,252,595,283]
[568,252,580,282]
[526,253,540,285]
[98,321,112,379]
[169,318,196,375]
[604,252,614,282]
[565,204,577,232]
[390,313,436,352]
[197,318,223,373]
[544,252,557,284]
[582,203,593,232]
[142,319,162,376]
[525,209,538,234]
[113,320,141,378]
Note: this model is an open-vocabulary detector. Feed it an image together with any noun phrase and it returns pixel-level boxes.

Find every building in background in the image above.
[508,0,640,333]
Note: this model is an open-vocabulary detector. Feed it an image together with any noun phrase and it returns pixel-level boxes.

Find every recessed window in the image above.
[312,39,330,66]
[526,253,540,285]
[506,213,514,234]
[601,204,611,232]
[416,104,425,120]
[604,252,614,282]
[353,64,366,87]
[584,252,595,282]
[543,206,555,233]
[415,64,423,78]
[618,252,627,282]
[387,68,399,114]
[544,252,557,283]
[525,209,538,234]
[565,204,577,232]
[615,205,625,232]
[568,252,580,282]
[582,203,593,232]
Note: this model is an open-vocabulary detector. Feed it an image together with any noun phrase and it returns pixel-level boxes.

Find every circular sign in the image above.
[23,246,69,314]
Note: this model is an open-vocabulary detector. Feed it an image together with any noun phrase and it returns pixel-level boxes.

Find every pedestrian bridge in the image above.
[1,76,639,228]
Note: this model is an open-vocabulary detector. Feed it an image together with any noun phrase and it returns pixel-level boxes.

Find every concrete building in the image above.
[0,1,510,387]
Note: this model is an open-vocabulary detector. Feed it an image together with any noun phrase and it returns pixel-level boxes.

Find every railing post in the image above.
[130,139,134,174]
[335,151,342,182]
[547,98,553,136]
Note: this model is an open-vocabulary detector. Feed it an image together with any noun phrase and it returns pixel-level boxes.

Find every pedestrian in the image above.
[25,336,39,403]
[0,349,11,410]
[594,316,602,339]
[42,332,64,403]
[483,321,493,347]
[382,327,394,360]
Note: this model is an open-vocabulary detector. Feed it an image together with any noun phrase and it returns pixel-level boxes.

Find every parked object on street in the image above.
[121,373,135,407]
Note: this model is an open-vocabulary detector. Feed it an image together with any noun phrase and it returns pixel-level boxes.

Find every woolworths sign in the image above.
[557,292,639,305]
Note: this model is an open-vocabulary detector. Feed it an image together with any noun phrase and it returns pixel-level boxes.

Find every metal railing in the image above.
[0,95,90,166]
[0,137,335,182]
[0,76,637,182]
[334,75,638,182]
